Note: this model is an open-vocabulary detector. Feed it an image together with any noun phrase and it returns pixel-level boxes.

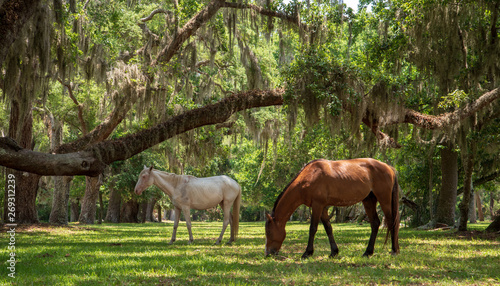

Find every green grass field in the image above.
[1,221,499,285]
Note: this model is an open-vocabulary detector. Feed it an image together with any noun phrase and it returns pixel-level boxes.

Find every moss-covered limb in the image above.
[400,87,500,129]
[91,89,285,165]
[361,117,402,149]
[3,84,499,175]
[56,64,146,154]
[0,89,284,176]
[0,138,103,176]
[152,0,226,66]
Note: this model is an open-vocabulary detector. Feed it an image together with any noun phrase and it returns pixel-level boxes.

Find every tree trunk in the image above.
[435,144,458,227]
[428,153,434,221]
[97,190,104,224]
[490,192,495,219]
[138,201,148,223]
[468,190,477,223]
[157,204,162,222]
[0,0,42,66]
[70,198,80,222]
[145,197,157,222]
[476,191,484,221]
[49,176,73,224]
[5,169,40,224]
[458,142,475,231]
[105,187,121,223]
[485,214,500,232]
[45,110,72,225]
[120,199,139,223]
[78,175,102,224]
[3,97,40,224]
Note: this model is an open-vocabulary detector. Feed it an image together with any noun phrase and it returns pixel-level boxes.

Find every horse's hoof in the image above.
[214,241,221,245]
[168,241,175,245]
[226,241,233,245]
[329,251,339,258]
[188,240,193,245]
[301,252,313,259]
[362,252,373,257]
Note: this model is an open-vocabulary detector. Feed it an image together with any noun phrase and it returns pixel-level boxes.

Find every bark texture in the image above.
[435,144,458,226]
[0,0,41,66]
[3,97,40,224]
[485,214,500,232]
[49,176,73,224]
[78,175,102,224]
[70,198,80,222]
[458,148,475,231]
[120,199,139,223]
[104,187,121,223]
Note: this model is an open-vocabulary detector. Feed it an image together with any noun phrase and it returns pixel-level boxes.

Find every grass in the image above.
[1,221,499,285]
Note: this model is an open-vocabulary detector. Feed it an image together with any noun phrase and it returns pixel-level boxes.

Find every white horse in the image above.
[134,166,241,245]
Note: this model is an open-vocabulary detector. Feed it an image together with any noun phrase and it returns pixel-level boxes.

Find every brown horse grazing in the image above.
[265,158,400,258]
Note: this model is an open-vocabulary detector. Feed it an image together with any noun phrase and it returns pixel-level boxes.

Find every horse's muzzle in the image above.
[265,248,279,257]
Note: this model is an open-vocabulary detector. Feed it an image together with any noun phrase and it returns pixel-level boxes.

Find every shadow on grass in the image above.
[3,221,499,285]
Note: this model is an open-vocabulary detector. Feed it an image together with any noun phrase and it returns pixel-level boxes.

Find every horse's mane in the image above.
[271,159,326,216]
[153,169,196,179]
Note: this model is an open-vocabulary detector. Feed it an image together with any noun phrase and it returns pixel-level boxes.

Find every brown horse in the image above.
[265,158,400,258]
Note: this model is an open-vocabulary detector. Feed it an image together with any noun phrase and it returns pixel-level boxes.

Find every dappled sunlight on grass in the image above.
[0,221,498,285]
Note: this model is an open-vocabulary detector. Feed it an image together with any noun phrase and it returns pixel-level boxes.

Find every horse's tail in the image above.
[384,172,400,254]
[231,187,241,241]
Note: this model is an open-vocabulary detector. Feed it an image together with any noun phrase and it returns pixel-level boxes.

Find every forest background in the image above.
[1,0,500,233]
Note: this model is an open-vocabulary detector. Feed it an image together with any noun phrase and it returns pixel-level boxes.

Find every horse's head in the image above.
[265,213,286,256]
[135,165,154,195]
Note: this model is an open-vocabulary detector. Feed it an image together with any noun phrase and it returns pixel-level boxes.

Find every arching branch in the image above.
[152,0,305,67]
[152,0,225,66]
[58,79,88,135]
[141,8,172,22]
[400,87,500,129]
[0,89,284,176]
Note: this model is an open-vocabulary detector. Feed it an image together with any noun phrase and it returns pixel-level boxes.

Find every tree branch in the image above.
[0,137,104,176]
[54,93,134,154]
[152,0,225,66]
[58,79,88,135]
[141,8,172,22]
[1,89,284,176]
[457,171,500,195]
[400,87,500,129]
[90,89,284,164]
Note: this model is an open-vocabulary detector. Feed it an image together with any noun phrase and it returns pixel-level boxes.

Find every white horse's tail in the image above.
[231,188,241,241]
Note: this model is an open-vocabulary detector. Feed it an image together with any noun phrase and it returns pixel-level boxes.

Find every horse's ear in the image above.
[149,165,154,171]
[266,213,273,222]
[143,165,147,169]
